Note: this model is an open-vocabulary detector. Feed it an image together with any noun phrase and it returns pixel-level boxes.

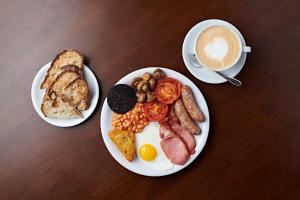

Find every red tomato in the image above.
[144,102,169,122]
[155,78,182,104]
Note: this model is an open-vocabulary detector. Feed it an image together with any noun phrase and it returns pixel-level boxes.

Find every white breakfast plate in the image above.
[31,62,99,127]
[100,67,210,176]
[182,19,248,84]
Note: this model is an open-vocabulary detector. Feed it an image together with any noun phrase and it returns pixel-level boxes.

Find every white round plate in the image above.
[31,62,99,127]
[100,67,210,176]
[182,19,248,84]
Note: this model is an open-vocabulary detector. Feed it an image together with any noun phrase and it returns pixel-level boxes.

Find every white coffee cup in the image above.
[194,24,251,71]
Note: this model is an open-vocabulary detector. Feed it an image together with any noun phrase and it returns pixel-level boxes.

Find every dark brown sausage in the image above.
[181,85,205,122]
[174,99,200,134]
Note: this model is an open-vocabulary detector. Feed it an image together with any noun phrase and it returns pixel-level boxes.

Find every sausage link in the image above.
[181,85,205,122]
[174,99,200,134]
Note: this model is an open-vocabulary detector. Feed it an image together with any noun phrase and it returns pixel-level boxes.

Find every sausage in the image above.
[181,85,205,122]
[167,104,179,124]
[174,99,200,134]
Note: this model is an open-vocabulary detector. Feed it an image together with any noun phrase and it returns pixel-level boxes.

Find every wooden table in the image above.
[1,0,299,199]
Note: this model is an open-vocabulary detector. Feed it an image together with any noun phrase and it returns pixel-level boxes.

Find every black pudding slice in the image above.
[107,84,137,114]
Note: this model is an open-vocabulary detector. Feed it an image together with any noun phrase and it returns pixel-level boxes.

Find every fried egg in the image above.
[136,122,174,171]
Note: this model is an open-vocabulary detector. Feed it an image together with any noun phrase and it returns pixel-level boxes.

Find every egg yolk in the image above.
[139,144,157,161]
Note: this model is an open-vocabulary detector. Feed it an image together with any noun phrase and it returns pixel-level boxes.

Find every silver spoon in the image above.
[188,54,242,86]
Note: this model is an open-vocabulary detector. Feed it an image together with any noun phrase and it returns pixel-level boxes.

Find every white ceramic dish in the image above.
[31,62,99,127]
[182,19,249,84]
[100,67,210,176]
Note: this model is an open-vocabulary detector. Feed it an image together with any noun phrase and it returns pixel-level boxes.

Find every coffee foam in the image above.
[195,25,241,70]
[204,37,228,61]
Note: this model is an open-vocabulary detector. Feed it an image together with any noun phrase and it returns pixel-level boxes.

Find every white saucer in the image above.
[31,62,99,127]
[182,19,249,84]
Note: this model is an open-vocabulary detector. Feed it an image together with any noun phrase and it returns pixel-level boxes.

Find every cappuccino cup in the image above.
[194,24,251,71]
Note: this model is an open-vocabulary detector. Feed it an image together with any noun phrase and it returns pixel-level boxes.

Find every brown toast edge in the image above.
[48,69,82,93]
[60,65,83,77]
[65,78,89,97]
[40,49,84,89]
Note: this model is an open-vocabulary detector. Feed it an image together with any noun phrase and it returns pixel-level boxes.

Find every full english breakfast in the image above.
[106,68,205,170]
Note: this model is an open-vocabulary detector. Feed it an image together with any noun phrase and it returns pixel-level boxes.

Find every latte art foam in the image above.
[204,37,228,61]
[196,25,240,70]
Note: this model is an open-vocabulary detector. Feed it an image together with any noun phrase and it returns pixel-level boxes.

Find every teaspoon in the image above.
[188,54,242,86]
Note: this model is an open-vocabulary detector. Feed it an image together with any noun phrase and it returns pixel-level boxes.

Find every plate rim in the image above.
[31,62,99,127]
[100,67,210,177]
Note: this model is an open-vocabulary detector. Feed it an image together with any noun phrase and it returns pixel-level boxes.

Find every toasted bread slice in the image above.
[109,130,136,162]
[50,70,89,110]
[60,65,83,78]
[41,50,83,89]
[63,78,89,110]
[41,92,82,118]
[50,70,81,94]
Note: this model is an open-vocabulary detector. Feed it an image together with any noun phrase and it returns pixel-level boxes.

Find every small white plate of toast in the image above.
[31,50,99,127]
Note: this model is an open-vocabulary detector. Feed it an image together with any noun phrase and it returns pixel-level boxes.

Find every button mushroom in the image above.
[149,78,156,90]
[146,91,156,102]
[137,80,148,92]
[130,77,142,89]
[142,72,151,81]
[142,83,149,92]
[136,92,146,102]
[153,68,166,80]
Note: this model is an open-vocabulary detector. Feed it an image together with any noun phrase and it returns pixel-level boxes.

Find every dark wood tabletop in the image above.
[1,0,299,199]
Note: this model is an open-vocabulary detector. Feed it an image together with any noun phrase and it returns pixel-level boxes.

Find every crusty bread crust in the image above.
[41,50,83,89]
[49,70,81,94]
[60,65,83,77]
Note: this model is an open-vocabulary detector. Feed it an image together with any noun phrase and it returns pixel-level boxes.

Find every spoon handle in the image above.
[215,71,242,86]
[189,54,242,86]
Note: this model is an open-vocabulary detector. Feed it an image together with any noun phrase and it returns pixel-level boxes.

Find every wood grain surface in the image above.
[0,0,299,199]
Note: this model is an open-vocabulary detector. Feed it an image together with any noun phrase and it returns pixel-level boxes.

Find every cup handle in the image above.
[242,46,251,53]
